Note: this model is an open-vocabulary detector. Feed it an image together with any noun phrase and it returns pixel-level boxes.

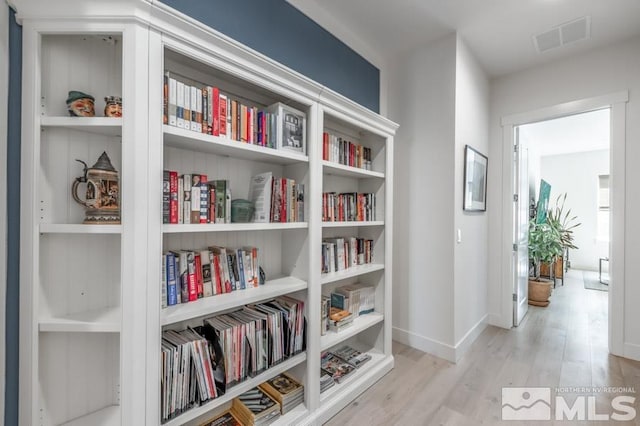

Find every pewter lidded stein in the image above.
[72,151,120,224]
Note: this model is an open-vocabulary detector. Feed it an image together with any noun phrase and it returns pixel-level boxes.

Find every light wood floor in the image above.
[325,269,640,425]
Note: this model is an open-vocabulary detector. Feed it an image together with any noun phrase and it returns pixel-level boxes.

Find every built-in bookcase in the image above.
[20,3,396,425]
[21,31,126,426]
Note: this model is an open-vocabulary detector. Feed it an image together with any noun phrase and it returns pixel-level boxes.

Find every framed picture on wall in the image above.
[463,145,488,211]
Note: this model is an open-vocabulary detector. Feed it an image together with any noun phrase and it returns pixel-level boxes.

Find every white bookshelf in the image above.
[320,312,385,351]
[39,306,121,333]
[322,160,385,179]
[322,220,384,228]
[321,263,385,285]
[160,276,308,326]
[19,2,397,425]
[39,224,123,234]
[162,222,308,233]
[40,116,123,137]
[59,406,121,426]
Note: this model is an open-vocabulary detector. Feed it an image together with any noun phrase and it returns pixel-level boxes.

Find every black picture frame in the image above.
[463,145,488,212]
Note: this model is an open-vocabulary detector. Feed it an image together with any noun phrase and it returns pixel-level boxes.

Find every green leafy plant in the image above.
[546,193,581,251]
[528,218,563,281]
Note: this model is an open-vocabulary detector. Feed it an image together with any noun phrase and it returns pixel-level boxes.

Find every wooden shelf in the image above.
[40,116,122,136]
[322,161,384,179]
[321,264,384,285]
[163,222,308,233]
[39,307,121,333]
[322,221,384,228]
[164,125,309,165]
[60,405,120,426]
[320,313,384,351]
[39,224,122,234]
[161,276,308,326]
[162,353,307,426]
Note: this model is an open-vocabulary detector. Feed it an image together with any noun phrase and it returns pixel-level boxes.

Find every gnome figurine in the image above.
[66,90,96,117]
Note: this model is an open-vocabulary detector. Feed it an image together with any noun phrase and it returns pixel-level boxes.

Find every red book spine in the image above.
[323,132,328,160]
[212,87,220,136]
[169,171,178,224]
[219,94,228,136]
[194,253,204,298]
[211,254,222,295]
[208,186,216,224]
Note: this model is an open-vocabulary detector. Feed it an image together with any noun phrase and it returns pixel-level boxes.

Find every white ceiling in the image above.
[288,0,640,76]
[519,108,610,157]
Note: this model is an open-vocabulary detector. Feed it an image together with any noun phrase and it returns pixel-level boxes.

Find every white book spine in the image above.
[168,76,177,126]
[176,81,185,129]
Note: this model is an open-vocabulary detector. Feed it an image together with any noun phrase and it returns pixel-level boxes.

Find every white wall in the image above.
[453,37,489,348]
[0,2,9,421]
[388,34,490,361]
[388,34,457,359]
[488,35,640,357]
[540,150,609,271]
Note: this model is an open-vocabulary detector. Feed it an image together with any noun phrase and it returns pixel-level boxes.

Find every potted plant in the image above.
[528,217,563,306]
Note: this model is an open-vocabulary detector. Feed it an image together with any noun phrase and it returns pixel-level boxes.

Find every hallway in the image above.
[326,269,640,425]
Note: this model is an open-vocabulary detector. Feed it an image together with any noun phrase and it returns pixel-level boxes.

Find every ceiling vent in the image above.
[534,16,591,53]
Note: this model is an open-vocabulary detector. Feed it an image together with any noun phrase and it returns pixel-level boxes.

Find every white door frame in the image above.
[500,91,628,356]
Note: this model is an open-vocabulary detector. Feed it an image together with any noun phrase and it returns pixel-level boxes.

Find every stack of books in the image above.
[259,373,304,415]
[320,370,335,393]
[328,307,353,332]
[231,387,281,426]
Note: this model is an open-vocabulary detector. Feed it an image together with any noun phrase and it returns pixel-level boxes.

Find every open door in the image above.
[513,127,529,326]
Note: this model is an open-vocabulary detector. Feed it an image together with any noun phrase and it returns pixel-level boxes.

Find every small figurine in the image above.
[104,96,122,117]
[66,90,96,117]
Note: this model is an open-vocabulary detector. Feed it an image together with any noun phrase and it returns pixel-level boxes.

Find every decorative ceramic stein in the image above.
[66,90,96,117]
[104,96,122,117]
[72,152,120,224]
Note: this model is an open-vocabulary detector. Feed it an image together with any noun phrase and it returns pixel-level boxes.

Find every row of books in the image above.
[321,345,372,384]
[321,237,374,274]
[161,297,305,423]
[322,132,373,171]
[200,372,304,426]
[322,192,376,222]
[248,172,305,223]
[164,73,306,154]
[163,171,231,224]
[161,246,260,308]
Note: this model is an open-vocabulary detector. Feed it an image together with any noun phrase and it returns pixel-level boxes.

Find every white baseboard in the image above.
[487,313,511,329]
[623,343,640,362]
[392,327,456,362]
[453,314,488,362]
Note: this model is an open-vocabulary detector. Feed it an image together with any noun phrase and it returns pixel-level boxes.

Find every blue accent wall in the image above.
[5,7,21,426]
[160,0,380,112]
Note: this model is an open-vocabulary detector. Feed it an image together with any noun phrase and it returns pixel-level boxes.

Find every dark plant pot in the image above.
[528,279,553,307]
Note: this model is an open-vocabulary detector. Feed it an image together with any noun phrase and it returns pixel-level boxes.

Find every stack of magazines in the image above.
[231,387,281,426]
[320,370,335,394]
[259,373,304,414]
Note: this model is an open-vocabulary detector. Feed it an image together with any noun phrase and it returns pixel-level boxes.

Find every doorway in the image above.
[513,108,611,327]
[500,92,627,356]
